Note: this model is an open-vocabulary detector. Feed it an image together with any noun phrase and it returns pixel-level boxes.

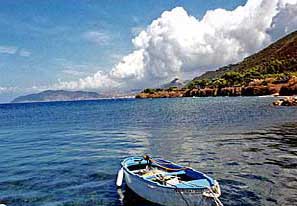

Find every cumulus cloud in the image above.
[53,71,119,90]
[56,0,297,91]
[268,0,297,40]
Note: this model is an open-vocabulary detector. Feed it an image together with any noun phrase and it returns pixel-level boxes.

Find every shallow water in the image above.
[0,97,296,206]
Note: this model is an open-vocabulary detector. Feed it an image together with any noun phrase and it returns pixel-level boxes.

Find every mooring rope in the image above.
[143,156,223,206]
[176,180,223,206]
[165,181,190,206]
[206,187,223,206]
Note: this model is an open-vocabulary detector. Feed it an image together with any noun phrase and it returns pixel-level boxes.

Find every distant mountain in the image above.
[161,78,187,89]
[194,30,297,81]
[12,90,103,103]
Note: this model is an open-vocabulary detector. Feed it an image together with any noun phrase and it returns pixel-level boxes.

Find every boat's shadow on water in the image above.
[118,186,160,206]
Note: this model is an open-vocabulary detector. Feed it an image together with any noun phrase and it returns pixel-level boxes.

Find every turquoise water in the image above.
[0,97,297,206]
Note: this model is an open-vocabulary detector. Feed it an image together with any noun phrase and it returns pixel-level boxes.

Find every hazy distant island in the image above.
[137,30,297,98]
[11,90,104,103]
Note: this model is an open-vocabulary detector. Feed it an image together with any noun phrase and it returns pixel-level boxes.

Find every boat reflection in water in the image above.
[118,187,159,206]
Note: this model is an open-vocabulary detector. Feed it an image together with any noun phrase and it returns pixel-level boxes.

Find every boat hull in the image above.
[124,169,215,206]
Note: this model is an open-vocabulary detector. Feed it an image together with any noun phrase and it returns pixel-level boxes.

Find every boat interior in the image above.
[125,158,214,189]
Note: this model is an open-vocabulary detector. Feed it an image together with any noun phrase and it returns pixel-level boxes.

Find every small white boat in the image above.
[117,155,223,206]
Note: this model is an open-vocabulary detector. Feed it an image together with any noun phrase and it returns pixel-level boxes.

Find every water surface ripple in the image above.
[0,97,297,205]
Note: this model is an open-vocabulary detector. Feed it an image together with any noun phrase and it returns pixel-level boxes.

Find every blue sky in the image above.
[0,0,247,102]
[1,0,296,102]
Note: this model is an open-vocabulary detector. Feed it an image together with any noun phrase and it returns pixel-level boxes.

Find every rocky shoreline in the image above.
[273,96,297,106]
[136,76,297,99]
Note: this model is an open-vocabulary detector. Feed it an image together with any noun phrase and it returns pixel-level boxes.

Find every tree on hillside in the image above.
[222,71,243,86]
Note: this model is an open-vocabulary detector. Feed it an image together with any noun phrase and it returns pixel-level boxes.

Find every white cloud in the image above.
[55,0,297,91]
[62,69,89,77]
[109,53,125,62]
[53,71,119,90]
[111,49,145,81]
[0,86,17,94]
[19,49,31,57]
[83,31,110,45]
[0,45,32,57]
[268,0,297,40]
[0,45,17,55]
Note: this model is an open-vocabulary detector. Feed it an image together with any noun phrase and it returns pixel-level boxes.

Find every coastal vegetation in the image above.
[137,30,297,98]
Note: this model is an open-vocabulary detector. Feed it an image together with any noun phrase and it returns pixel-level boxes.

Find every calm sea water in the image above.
[0,97,297,206]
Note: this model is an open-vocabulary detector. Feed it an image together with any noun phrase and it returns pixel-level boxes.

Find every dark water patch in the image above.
[243,147,264,152]
[1,192,49,206]
[88,172,115,182]
[0,177,35,190]
[224,161,240,166]
[266,197,278,204]
[219,179,247,187]
[265,159,297,169]
[236,173,274,183]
